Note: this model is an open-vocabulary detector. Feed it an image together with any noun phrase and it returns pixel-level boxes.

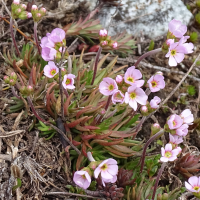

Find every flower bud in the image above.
[31,5,38,10]
[26,85,34,95]
[115,75,123,84]
[18,11,32,19]
[99,29,107,37]
[20,86,26,95]
[21,4,27,10]
[10,72,17,80]
[15,8,22,14]
[157,194,162,200]
[61,68,67,76]
[9,79,16,86]
[121,86,128,93]
[88,161,99,171]
[155,71,163,76]
[40,7,46,15]
[151,123,161,136]
[162,193,169,200]
[101,41,108,46]
[36,13,41,18]
[4,76,10,84]
[112,42,118,49]
[140,105,149,116]
[98,108,106,115]
[13,0,20,4]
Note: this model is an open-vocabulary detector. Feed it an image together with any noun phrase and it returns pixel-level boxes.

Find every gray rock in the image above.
[82,0,193,39]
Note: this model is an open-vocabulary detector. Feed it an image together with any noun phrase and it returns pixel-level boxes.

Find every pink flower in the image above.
[21,4,27,9]
[166,39,174,46]
[112,90,125,104]
[165,42,186,66]
[31,5,38,10]
[176,124,189,137]
[116,75,123,84]
[41,47,57,61]
[102,175,117,186]
[124,66,144,87]
[101,41,108,46]
[169,134,183,145]
[36,13,41,17]
[49,28,66,43]
[73,170,91,189]
[40,35,55,49]
[175,146,182,154]
[168,19,187,38]
[185,176,200,193]
[147,75,165,92]
[27,12,32,18]
[62,74,76,89]
[13,0,20,4]
[150,96,161,109]
[160,143,179,162]
[141,105,148,112]
[44,61,59,78]
[112,42,118,49]
[99,29,108,37]
[167,114,183,130]
[94,158,118,181]
[40,7,46,13]
[180,109,194,125]
[124,84,148,111]
[99,77,118,96]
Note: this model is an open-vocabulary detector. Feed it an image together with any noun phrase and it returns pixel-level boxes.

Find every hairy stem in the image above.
[59,68,65,120]
[10,18,20,57]
[34,22,41,55]
[91,46,102,85]
[105,95,112,111]
[134,48,162,67]
[11,86,21,99]
[140,129,164,172]
[152,162,167,200]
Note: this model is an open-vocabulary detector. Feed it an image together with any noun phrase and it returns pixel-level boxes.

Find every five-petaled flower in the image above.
[124,66,144,87]
[167,114,183,130]
[160,143,179,162]
[94,158,118,186]
[180,109,194,125]
[169,134,183,146]
[99,77,118,96]
[147,74,165,92]
[168,19,187,38]
[150,96,161,109]
[175,124,189,137]
[112,90,125,104]
[73,170,91,189]
[185,176,200,193]
[124,84,148,111]
[44,61,59,78]
[62,74,76,89]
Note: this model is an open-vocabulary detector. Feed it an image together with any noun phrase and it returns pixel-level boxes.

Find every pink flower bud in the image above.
[151,123,161,136]
[10,72,17,80]
[13,0,20,4]
[115,75,123,84]
[40,7,46,13]
[112,42,118,49]
[4,76,10,84]
[101,41,108,46]
[99,29,107,37]
[31,5,38,10]
[140,105,148,116]
[36,13,41,17]
[27,12,32,18]
[21,4,27,10]
[16,8,22,13]
[27,85,34,95]
[9,79,16,86]
[155,71,163,76]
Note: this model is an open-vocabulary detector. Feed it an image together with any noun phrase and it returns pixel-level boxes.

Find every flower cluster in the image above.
[4,72,17,86]
[99,29,118,49]
[73,158,118,189]
[99,67,165,111]
[185,176,200,198]
[164,19,194,66]
[11,0,32,19]
[31,5,46,22]
[43,61,75,90]
[160,109,194,162]
[40,28,67,61]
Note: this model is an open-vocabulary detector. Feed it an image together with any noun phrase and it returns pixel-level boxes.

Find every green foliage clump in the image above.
[197,0,200,8]
[148,40,155,51]
[195,12,200,25]
[189,32,198,43]
[187,85,196,96]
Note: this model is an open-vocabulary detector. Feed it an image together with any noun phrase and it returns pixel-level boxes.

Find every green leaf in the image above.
[85,71,93,85]
[119,114,140,131]
[12,178,21,192]
[187,85,196,96]
[95,117,112,133]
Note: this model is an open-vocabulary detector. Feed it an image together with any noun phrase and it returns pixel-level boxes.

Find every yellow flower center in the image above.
[171,49,176,56]
[173,121,176,126]
[127,77,134,83]
[164,151,172,158]
[194,186,200,191]
[82,174,86,179]
[151,81,157,88]
[50,69,56,75]
[100,164,108,171]
[65,78,71,85]
[130,92,136,99]
[115,92,123,100]
[108,84,114,91]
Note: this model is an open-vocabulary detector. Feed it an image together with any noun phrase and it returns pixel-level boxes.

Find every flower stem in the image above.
[59,68,65,120]
[91,46,102,85]
[134,48,162,67]
[105,95,112,111]
[11,86,21,99]
[140,129,164,173]
[34,22,41,55]
[10,18,20,57]
[152,162,167,200]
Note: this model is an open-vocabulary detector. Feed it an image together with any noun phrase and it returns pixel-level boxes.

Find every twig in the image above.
[67,38,79,53]
[44,192,101,199]
[27,97,81,155]
[33,22,41,54]
[0,130,25,138]
[0,154,12,161]
[29,131,39,156]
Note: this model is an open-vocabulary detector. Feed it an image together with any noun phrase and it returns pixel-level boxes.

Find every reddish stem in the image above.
[10,18,20,57]
[134,48,162,67]
[34,22,41,55]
